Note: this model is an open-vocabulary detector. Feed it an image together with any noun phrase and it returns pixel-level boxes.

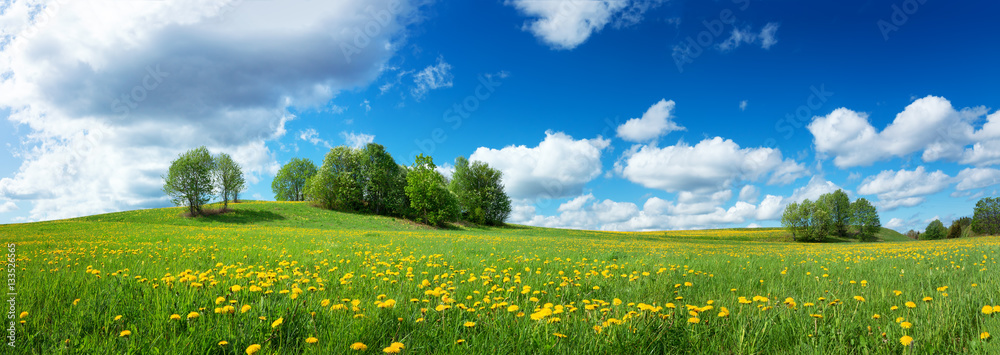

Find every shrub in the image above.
[921,219,947,240]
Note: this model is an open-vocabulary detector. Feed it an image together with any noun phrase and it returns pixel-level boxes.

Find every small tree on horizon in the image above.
[922,219,947,240]
[449,156,512,226]
[214,152,245,210]
[272,158,317,201]
[405,154,459,226]
[163,146,216,216]
[971,197,1000,235]
[850,197,880,242]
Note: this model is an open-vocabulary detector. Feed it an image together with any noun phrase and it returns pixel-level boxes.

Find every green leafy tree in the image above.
[806,199,833,242]
[306,147,364,211]
[449,156,512,225]
[404,154,459,226]
[818,190,851,238]
[922,219,947,240]
[163,146,216,216]
[781,201,808,241]
[272,158,317,201]
[214,153,245,210]
[971,197,1000,235]
[850,197,881,242]
[359,143,407,216]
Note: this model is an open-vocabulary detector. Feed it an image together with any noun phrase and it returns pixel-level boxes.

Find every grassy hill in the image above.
[4,201,995,354]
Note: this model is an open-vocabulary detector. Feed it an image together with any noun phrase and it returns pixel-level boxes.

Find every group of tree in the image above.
[271,143,511,227]
[162,146,246,216]
[780,189,881,242]
[910,197,999,240]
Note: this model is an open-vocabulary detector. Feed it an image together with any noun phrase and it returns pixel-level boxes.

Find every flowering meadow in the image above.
[4,201,999,354]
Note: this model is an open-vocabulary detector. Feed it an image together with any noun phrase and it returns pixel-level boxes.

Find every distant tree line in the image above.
[780,190,881,242]
[908,197,1000,240]
[271,143,511,227]
[162,146,246,216]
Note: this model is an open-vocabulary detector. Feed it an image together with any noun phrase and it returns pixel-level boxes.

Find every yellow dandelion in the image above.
[905,301,916,309]
[170,314,181,321]
[464,321,476,327]
[215,297,226,305]
[241,305,251,313]
[554,332,567,338]
[900,321,912,329]
[982,305,994,315]
[391,342,405,349]
[230,285,242,292]
[853,296,865,302]
[187,312,200,319]
[508,305,519,312]
[271,317,283,328]
[687,317,700,324]
[219,341,229,346]
[872,314,880,319]
[810,314,823,319]
[922,296,933,302]
[114,315,122,321]
[18,311,27,319]
[900,335,913,346]
[72,299,80,306]
[119,330,131,337]
[350,342,368,351]
[456,339,466,344]
[981,332,991,341]
[306,337,318,344]
[246,344,261,354]
[321,299,331,307]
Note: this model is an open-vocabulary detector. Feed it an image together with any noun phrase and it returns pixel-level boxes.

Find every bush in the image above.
[921,219,947,240]
[905,230,920,240]
[404,154,459,227]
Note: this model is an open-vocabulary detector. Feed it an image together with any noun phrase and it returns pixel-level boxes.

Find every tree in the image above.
[163,146,216,216]
[947,220,963,239]
[404,154,459,226]
[781,201,808,241]
[905,230,920,240]
[306,147,364,211]
[359,143,407,216]
[972,197,1000,235]
[449,156,512,226]
[805,199,833,242]
[214,153,245,210]
[922,219,947,240]
[272,158,317,201]
[850,198,881,242]
[819,189,851,238]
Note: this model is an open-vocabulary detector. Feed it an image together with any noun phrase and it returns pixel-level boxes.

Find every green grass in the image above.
[4,201,999,354]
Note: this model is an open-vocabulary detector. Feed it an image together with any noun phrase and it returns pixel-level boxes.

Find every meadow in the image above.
[3,201,998,354]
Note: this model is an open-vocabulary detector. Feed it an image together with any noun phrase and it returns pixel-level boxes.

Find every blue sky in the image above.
[1,0,998,231]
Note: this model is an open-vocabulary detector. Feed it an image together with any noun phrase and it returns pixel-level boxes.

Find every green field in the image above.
[4,201,999,354]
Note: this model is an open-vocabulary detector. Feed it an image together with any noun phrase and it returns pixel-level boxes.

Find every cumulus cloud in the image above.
[615,99,685,142]
[809,96,996,168]
[857,166,952,210]
[614,137,807,196]
[298,129,332,148]
[0,0,421,221]
[885,217,905,229]
[520,194,639,230]
[470,131,610,200]
[0,201,17,213]
[411,56,453,100]
[954,167,1000,191]
[507,0,662,50]
[340,131,375,149]
[739,185,759,204]
[718,22,780,51]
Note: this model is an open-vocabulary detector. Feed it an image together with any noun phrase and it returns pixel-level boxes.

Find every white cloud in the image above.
[411,56,453,100]
[0,201,17,213]
[470,131,610,200]
[739,100,748,111]
[718,22,780,51]
[739,185,759,203]
[885,217,905,229]
[809,96,995,168]
[507,0,663,50]
[340,131,375,149]
[0,0,420,221]
[298,129,331,148]
[955,167,1000,191]
[436,163,455,181]
[615,99,685,142]
[857,166,952,210]
[615,137,807,195]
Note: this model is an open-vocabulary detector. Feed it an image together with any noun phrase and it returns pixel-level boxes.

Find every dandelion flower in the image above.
[271,317,283,328]
[508,305,519,312]
[464,321,476,327]
[853,296,865,302]
[114,315,122,321]
[900,321,912,329]
[230,285,242,292]
[922,296,932,302]
[982,332,991,341]
[241,305,251,313]
[687,317,700,324]
[350,342,368,351]
[187,312,200,320]
[982,305,994,315]
[455,339,466,344]
[321,299,331,307]
[383,346,401,354]
[900,335,913,346]
[170,314,181,321]
[246,344,261,354]
[18,312,27,319]
[306,337,318,344]
[119,330,131,337]
[810,314,823,319]
[215,297,226,305]
[905,301,916,309]
[72,299,80,306]
[872,314,880,319]
[219,341,229,346]
[391,342,405,349]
